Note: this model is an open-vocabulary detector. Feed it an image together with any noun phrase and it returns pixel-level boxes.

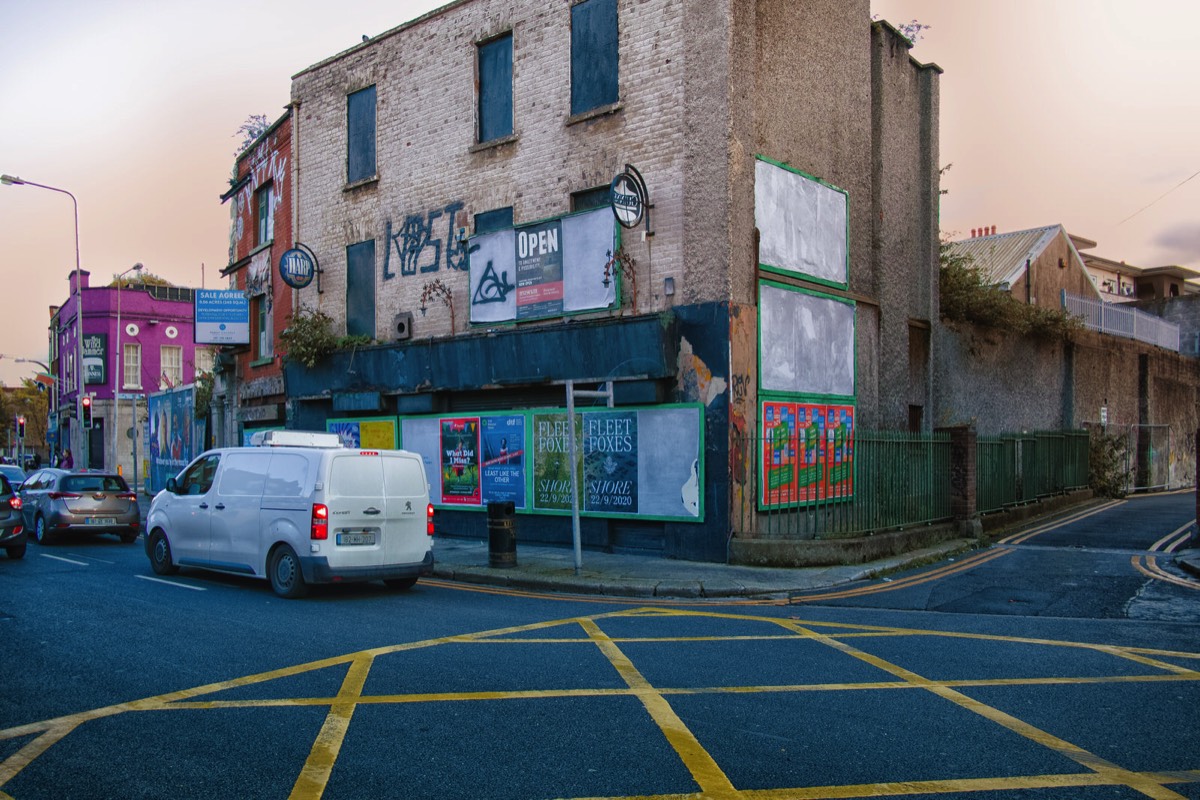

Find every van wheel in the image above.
[149,530,179,575]
[384,577,417,591]
[270,545,308,599]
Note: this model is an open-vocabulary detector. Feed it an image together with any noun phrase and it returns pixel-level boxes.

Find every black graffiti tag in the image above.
[471,259,515,305]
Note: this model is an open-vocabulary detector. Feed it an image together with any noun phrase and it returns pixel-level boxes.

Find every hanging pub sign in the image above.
[609,164,649,230]
[279,248,316,289]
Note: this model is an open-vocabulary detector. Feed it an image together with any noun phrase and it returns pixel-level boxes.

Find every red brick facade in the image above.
[220,110,293,439]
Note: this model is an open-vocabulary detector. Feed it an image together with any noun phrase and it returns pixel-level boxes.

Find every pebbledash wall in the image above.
[935,322,1200,488]
[283,0,940,562]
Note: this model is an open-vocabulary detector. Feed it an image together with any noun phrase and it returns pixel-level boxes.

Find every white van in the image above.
[145,431,434,598]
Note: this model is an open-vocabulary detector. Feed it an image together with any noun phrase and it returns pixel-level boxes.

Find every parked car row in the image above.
[0,467,142,559]
[2,432,436,600]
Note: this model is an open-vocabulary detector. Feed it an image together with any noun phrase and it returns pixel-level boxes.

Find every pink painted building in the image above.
[50,269,205,475]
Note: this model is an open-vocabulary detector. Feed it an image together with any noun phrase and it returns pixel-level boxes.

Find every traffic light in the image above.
[16,416,25,439]
[81,396,93,429]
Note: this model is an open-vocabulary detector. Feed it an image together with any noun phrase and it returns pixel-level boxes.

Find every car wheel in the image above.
[269,545,308,599]
[148,530,179,576]
[383,577,417,591]
[33,515,51,545]
[5,542,25,560]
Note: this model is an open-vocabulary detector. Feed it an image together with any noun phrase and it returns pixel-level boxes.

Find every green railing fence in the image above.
[975,430,1090,514]
[735,427,1091,540]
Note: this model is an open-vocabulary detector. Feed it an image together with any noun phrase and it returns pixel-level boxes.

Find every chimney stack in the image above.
[991,225,997,235]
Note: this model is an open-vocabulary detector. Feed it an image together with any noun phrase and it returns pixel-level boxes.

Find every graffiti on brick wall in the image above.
[383,201,468,280]
[228,135,288,263]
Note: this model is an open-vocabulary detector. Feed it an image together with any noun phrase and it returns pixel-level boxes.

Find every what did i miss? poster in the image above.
[441,418,481,505]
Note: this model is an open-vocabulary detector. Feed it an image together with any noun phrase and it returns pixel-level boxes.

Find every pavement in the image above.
[431,527,1200,601]
[429,535,981,600]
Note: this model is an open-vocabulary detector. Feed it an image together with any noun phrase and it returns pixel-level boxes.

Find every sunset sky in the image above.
[2,1,1196,387]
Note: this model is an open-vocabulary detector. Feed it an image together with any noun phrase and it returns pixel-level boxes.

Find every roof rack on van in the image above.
[250,430,344,448]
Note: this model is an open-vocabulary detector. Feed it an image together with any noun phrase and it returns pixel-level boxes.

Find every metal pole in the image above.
[0,177,85,467]
[566,380,582,574]
[114,278,121,472]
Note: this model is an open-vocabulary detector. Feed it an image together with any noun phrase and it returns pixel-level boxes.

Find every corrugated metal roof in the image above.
[946,226,1062,287]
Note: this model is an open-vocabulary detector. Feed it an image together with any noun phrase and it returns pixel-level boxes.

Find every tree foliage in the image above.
[938,242,1084,341]
[0,380,50,455]
[234,114,272,156]
[279,308,339,368]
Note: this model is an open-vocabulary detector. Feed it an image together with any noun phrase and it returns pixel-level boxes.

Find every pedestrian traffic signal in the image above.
[81,396,93,429]
[16,416,25,439]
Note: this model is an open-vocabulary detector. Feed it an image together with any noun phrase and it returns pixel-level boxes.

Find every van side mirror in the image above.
[166,477,179,494]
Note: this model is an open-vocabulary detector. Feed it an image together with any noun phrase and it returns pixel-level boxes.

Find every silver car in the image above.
[20,469,141,545]
[0,473,26,559]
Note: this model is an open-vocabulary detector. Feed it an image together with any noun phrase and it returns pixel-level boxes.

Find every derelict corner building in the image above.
[280,0,941,562]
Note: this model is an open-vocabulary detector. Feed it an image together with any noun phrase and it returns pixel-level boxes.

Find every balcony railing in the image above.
[1061,290,1180,352]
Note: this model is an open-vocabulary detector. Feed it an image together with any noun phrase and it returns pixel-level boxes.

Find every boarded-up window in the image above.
[570,0,618,116]
[346,240,376,339]
[478,33,513,143]
[474,207,514,234]
[347,86,377,184]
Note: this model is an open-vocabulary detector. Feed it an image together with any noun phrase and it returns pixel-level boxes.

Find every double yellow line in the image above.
[1132,520,1199,590]
[790,500,1125,603]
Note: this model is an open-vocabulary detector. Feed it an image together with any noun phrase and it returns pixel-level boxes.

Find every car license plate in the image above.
[87,517,117,526]
[337,531,376,546]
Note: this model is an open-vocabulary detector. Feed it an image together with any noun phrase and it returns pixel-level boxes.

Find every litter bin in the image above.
[487,501,517,568]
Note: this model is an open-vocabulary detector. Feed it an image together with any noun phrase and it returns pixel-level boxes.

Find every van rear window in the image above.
[329,456,383,498]
[383,456,426,497]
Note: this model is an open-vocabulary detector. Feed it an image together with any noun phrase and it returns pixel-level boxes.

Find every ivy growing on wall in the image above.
[938,242,1084,342]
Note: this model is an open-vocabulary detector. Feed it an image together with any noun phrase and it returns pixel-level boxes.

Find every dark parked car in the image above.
[0,473,25,559]
[19,469,141,545]
[0,464,27,491]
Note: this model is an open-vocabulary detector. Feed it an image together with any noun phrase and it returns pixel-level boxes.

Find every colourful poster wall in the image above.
[759,401,854,508]
[326,417,398,449]
[400,405,703,521]
[147,385,197,492]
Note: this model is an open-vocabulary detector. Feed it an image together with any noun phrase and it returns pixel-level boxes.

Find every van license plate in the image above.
[337,531,376,546]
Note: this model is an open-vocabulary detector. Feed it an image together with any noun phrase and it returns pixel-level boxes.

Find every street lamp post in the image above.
[1,174,86,467]
[114,263,143,478]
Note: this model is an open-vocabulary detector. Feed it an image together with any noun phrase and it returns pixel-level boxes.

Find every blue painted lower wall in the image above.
[285,302,732,562]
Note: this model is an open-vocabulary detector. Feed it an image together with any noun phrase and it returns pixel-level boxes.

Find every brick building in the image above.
[214,110,294,445]
[280,0,941,561]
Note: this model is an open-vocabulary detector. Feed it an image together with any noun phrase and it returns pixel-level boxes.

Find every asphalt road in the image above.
[1,492,1197,800]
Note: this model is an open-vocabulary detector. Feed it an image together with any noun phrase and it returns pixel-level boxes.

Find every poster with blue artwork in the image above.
[481,415,525,506]
[582,410,638,513]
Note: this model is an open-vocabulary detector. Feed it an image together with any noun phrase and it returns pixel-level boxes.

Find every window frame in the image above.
[122,342,141,390]
[569,0,620,118]
[160,345,183,390]
[477,31,514,144]
[255,182,274,246]
[347,86,378,185]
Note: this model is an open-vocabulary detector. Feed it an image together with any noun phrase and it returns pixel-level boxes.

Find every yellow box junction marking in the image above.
[1,607,1197,800]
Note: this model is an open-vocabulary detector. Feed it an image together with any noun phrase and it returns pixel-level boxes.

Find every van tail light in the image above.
[311,503,329,540]
[48,492,81,500]
[8,496,21,510]
[427,503,435,536]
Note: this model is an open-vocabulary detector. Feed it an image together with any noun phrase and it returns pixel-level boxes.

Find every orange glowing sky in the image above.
[2,1,1196,387]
